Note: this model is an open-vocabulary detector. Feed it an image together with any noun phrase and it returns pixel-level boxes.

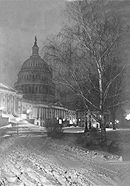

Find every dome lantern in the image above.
[32,36,39,56]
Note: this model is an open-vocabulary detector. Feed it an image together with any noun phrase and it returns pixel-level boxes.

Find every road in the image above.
[0,123,85,138]
[0,122,46,137]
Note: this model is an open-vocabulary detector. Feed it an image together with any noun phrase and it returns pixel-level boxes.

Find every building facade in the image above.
[0,83,76,126]
[21,99,70,126]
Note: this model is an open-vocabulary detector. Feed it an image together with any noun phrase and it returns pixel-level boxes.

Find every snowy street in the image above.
[0,135,128,186]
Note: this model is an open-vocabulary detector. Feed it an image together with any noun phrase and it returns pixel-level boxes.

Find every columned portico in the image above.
[0,83,23,117]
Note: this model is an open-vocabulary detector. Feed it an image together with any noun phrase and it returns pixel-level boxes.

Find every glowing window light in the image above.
[115,120,119,124]
[125,114,130,120]
[0,106,4,110]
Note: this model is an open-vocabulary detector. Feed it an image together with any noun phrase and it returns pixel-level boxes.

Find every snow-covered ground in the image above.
[1,122,130,185]
[0,135,128,186]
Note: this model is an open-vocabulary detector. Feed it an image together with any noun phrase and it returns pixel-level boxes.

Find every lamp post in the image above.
[26,109,31,120]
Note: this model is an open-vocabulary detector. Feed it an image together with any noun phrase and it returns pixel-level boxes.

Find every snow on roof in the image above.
[0,83,16,92]
[0,83,23,96]
[54,101,63,107]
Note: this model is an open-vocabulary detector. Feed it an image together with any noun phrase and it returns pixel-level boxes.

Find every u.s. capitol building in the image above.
[0,37,76,126]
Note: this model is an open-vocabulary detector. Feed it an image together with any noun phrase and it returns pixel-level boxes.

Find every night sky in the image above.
[0,0,66,86]
[0,0,130,87]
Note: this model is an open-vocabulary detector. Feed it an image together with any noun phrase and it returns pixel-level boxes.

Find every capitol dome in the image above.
[14,37,55,102]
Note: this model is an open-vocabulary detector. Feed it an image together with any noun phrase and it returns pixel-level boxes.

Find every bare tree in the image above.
[65,0,129,140]
[43,0,129,142]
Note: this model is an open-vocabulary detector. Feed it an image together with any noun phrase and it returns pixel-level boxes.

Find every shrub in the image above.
[45,118,63,138]
[75,133,85,144]
[76,127,101,147]
[106,140,121,154]
[86,127,101,146]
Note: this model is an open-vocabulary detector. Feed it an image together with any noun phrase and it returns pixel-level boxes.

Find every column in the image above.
[10,95,13,114]
[0,93,2,107]
[2,93,5,113]
[58,109,60,118]
[36,85,38,94]
[12,96,14,114]
[50,108,52,119]
[8,95,10,114]
[37,107,39,125]
[10,95,12,113]
[40,107,42,126]
[31,85,33,93]
[42,108,44,125]
[7,94,9,113]
[37,107,39,120]
[44,108,46,120]
[34,85,36,94]
[41,107,43,126]
[61,110,63,119]
[27,86,29,93]
[19,98,22,114]
[59,109,61,118]
[43,107,45,120]
[63,110,65,119]
[14,96,16,114]
[37,85,39,94]
[33,85,35,94]
[8,95,11,114]
[17,97,20,114]
[43,108,45,126]
[16,97,19,114]
[52,108,55,119]
[56,109,58,118]
[40,86,42,94]
[5,94,7,113]
[39,107,41,124]
[46,108,48,119]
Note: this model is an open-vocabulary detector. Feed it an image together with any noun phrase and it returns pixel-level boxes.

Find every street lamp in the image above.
[26,109,31,119]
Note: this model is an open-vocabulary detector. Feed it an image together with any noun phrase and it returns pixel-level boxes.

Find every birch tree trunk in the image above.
[98,60,106,142]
